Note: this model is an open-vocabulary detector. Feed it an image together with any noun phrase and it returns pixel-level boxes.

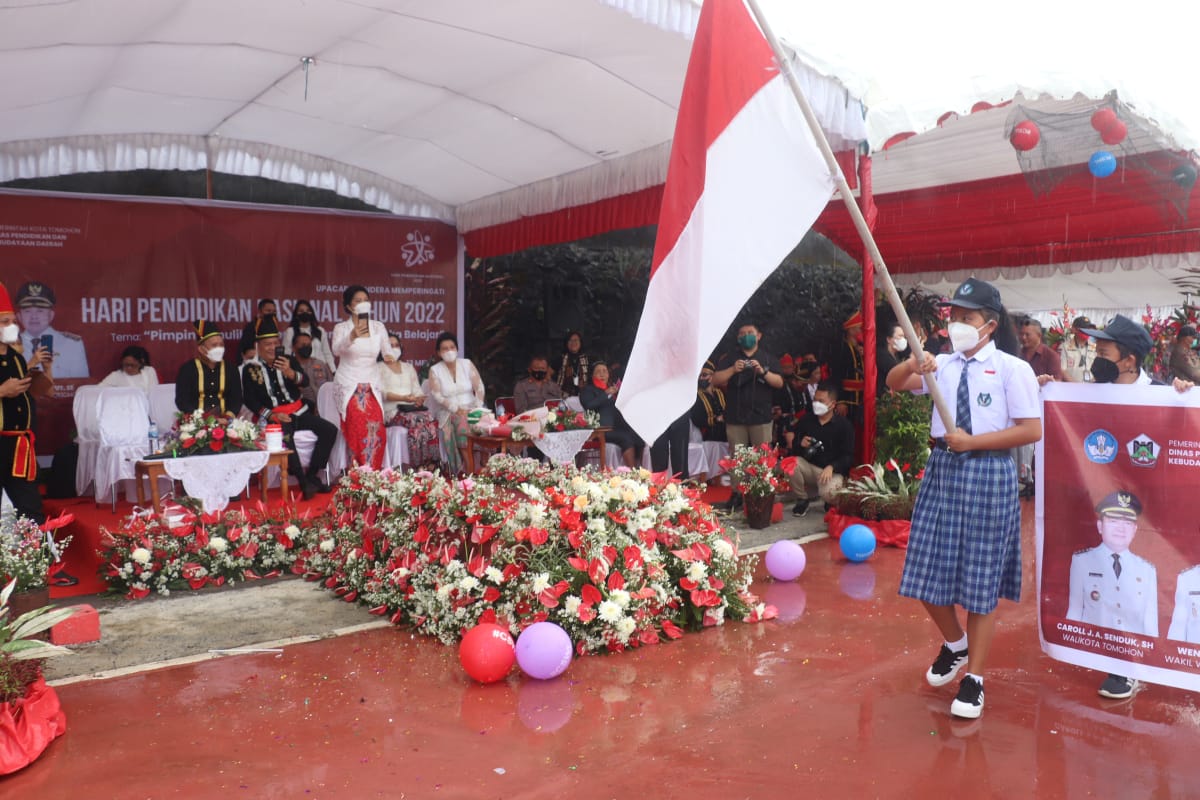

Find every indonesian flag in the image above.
[617,0,836,442]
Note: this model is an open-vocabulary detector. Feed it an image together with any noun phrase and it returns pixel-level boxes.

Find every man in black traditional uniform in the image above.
[241,315,336,499]
[830,309,865,420]
[175,320,242,415]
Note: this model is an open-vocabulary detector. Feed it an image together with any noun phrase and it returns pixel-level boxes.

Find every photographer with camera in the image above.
[712,323,783,512]
[787,382,855,517]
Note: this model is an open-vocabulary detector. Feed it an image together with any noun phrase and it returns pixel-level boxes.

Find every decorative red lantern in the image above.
[1091,107,1118,132]
[1010,120,1040,151]
[1100,119,1128,146]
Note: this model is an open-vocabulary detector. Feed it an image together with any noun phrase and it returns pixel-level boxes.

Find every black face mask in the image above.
[698,377,711,389]
[296,345,313,359]
[530,370,547,381]
[296,313,314,324]
[1090,356,1120,384]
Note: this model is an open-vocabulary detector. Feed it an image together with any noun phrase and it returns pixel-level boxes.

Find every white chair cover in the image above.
[149,383,178,436]
[94,388,150,502]
[420,378,450,462]
[73,385,103,496]
[689,422,730,478]
[385,425,409,469]
[317,382,350,477]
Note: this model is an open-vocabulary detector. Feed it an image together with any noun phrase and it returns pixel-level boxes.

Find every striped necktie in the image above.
[956,360,972,434]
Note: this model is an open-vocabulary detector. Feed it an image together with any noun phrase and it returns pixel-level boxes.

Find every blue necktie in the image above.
[956,360,972,434]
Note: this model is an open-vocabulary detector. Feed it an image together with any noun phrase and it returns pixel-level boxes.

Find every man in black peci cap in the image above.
[175,320,241,415]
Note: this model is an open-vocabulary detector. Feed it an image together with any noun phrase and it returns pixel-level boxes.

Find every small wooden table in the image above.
[464,428,611,473]
[135,450,292,514]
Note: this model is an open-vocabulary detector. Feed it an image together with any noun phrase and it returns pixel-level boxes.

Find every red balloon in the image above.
[1091,108,1118,132]
[1010,120,1040,151]
[1100,119,1128,146]
[459,623,515,684]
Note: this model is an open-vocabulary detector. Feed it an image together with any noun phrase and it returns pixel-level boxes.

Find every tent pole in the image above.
[742,0,955,431]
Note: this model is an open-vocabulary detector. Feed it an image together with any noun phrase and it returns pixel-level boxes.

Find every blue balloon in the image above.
[840,524,877,562]
[1089,150,1117,178]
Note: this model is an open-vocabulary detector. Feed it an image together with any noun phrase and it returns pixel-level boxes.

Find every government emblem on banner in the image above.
[1084,429,1118,464]
[1126,434,1160,468]
[400,231,436,267]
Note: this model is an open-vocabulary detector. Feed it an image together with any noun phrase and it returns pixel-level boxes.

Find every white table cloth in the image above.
[535,429,596,465]
[160,450,271,514]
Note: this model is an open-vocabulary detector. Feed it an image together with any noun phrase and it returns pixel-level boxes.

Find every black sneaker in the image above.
[926,643,969,687]
[48,571,80,587]
[1098,673,1138,699]
[792,500,810,517]
[950,675,984,718]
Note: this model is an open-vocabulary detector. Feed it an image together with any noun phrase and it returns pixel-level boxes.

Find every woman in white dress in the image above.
[98,345,159,393]
[331,285,397,469]
[282,299,337,373]
[378,333,441,467]
[427,332,485,474]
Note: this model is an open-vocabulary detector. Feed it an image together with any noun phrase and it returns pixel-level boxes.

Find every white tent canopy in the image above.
[0,0,865,231]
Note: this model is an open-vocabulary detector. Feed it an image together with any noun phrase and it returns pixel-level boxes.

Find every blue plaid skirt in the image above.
[898,447,1021,614]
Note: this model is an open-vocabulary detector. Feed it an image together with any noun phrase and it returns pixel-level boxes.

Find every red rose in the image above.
[212,428,226,440]
[182,437,196,448]
[210,440,223,452]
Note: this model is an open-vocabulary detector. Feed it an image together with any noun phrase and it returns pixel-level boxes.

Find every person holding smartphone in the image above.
[331,285,397,469]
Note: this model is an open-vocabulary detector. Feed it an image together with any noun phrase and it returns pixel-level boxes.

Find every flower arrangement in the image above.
[98,504,306,599]
[1044,300,1079,351]
[717,444,796,498]
[292,457,773,655]
[1143,303,1197,381]
[509,408,600,441]
[161,409,262,456]
[0,514,73,592]
[832,459,924,521]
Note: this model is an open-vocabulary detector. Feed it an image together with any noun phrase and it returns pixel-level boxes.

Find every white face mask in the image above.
[891,336,909,353]
[948,321,987,353]
[206,346,226,362]
[354,301,371,315]
[812,401,831,417]
[441,350,458,363]
[0,324,18,344]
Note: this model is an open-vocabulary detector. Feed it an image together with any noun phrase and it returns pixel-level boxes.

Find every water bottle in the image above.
[148,418,159,453]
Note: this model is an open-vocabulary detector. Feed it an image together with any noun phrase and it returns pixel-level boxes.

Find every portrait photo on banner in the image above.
[1038,382,1200,692]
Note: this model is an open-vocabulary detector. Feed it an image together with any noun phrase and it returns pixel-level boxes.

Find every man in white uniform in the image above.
[1168,565,1200,643]
[16,281,89,378]
[1067,489,1158,638]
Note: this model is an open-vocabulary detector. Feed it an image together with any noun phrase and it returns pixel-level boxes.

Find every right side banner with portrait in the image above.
[1038,382,1200,692]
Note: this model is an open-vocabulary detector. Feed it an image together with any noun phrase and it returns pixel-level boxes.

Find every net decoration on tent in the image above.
[1004,94,1199,220]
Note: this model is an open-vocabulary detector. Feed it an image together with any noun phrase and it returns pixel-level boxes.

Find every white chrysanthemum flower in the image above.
[319,539,335,553]
[713,539,735,559]
[459,576,480,592]
[393,567,410,579]
[587,517,608,534]
[686,562,708,582]
[597,600,622,622]
[563,595,582,616]
[209,537,228,553]
[284,525,301,537]
[610,588,631,608]
[346,550,357,563]
[436,585,452,600]
[485,566,504,584]
[615,617,636,638]
[131,547,152,565]
[531,572,551,594]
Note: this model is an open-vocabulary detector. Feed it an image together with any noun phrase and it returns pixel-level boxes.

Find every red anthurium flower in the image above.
[780,456,799,476]
[467,555,487,577]
[528,527,549,546]
[343,590,358,603]
[581,583,602,607]
[638,628,660,645]
[129,586,151,600]
[661,620,684,639]
[483,587,501,603]
[243,569,261,581]
[623,546,643,570]
[369,605,390,616]
[568,556,588,572]
[479,609,498,625]
[588,558,608,584]
[690,589,721,607]
[679,577,698,591]
[538,590,561,608]
[502,564,524,581]
[578,606,597,623]
[639,530,658,548]
[606,570,625,591]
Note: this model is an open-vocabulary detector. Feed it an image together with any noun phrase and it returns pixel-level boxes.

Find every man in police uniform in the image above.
[175,320,241,415]
[1066,490,1158,697]
[15,281,89,378]
[241,316,336,499]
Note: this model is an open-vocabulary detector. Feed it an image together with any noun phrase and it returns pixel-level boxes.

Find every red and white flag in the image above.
[617,0,837,442]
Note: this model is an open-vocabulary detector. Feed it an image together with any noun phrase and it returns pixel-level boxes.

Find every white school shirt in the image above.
[914,341,1040,438]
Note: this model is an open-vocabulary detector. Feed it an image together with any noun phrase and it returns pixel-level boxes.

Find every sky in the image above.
[753,0,1200,151]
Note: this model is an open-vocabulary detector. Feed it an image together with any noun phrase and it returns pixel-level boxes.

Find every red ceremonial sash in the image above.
[0,430,36,479]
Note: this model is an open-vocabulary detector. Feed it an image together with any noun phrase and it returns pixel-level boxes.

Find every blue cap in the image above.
[1080,315,1153,360]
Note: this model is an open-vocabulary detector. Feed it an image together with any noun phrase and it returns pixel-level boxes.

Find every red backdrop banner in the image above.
[0,191,460,455]
[1039,383,1200,692]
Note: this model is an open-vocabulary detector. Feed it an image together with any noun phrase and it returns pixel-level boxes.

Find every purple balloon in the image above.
[764,540,807,581]
[515,621,574,680]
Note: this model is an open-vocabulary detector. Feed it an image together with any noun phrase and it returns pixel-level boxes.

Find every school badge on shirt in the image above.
[976,392,992,407]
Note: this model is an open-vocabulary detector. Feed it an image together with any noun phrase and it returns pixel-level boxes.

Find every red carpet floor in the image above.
[12,508,1200,797]
[43,494,334,600]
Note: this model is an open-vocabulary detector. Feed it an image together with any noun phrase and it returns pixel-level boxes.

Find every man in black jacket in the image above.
[788,382,855,517]
[241,316,337,499]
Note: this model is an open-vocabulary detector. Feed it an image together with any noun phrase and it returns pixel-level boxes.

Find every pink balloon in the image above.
[515,621,573,680]
[764,540,806,581]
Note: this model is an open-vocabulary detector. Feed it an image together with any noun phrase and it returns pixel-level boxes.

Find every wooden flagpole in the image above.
[742,0,955,431]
